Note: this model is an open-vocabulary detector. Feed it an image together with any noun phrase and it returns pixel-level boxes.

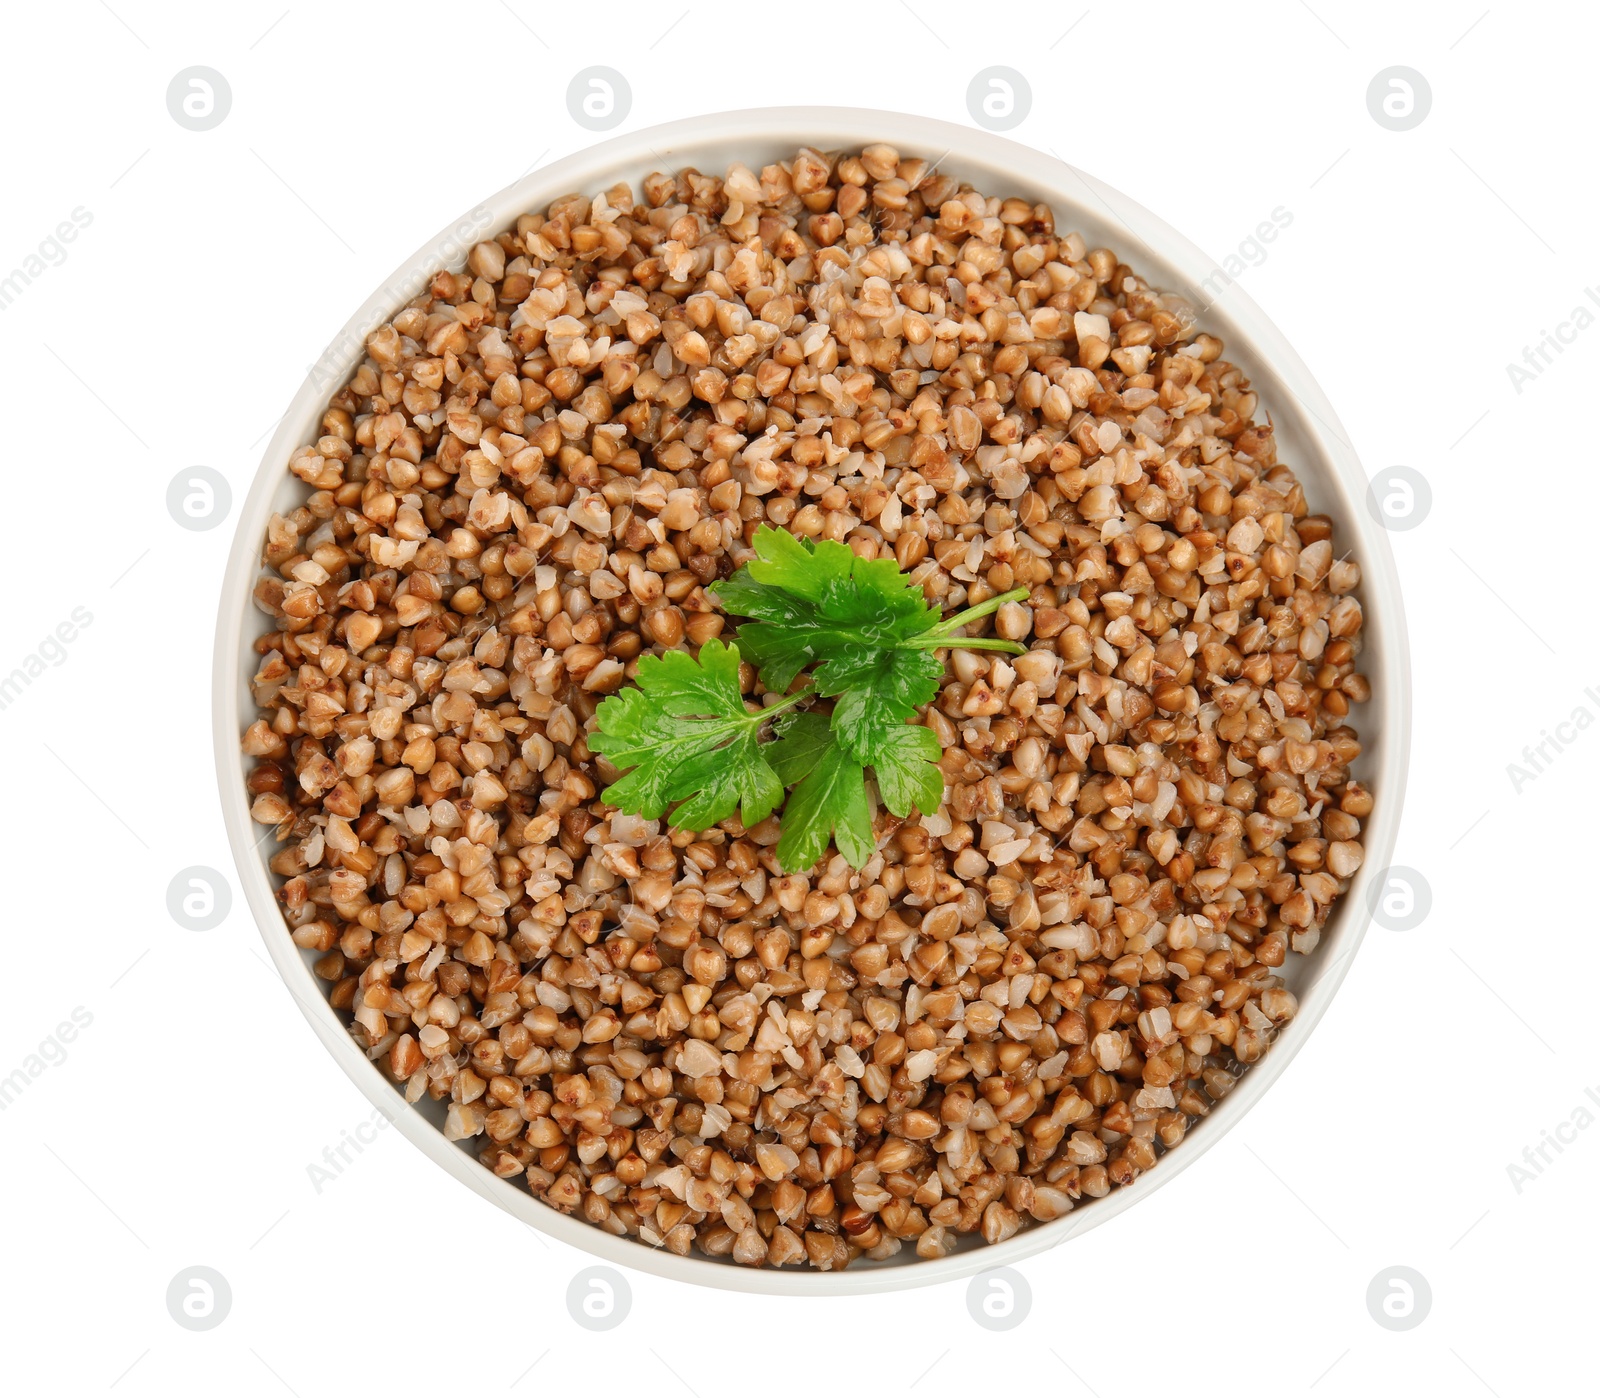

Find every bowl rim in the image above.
[213,104,1411,1296]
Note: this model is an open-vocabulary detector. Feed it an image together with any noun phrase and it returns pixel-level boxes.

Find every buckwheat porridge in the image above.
[242,143,1370,1270]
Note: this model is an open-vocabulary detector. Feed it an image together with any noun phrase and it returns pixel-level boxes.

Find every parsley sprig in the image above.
[590,526,1028,872]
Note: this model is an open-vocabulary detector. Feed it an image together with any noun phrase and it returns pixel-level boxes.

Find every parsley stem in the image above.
[915,588,1036,652]
[927,586,1031,634]
[755,684,814,720]
[904,634,1027,653]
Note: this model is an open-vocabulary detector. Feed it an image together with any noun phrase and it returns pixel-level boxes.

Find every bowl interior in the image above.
[215,107,1409,1294]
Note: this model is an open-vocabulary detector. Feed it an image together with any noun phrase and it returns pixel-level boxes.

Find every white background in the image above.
[1,2,1588,1393]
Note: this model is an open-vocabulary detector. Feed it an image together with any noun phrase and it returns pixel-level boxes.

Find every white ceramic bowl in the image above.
[214,106,1410,1294]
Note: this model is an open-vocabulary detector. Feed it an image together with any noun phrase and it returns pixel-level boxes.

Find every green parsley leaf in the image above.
[712,526,950,696]
[710,605,824,693]
[765,710,839,787]
[768,712,875,871]
[714,523,1029,772]
[768,710,940,860]
[589,639,804,831]
[738,526,860,602]
[701,564,809,630]
[825,648,943,762]
[600,527,1035,873]
[865,722,945,818]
